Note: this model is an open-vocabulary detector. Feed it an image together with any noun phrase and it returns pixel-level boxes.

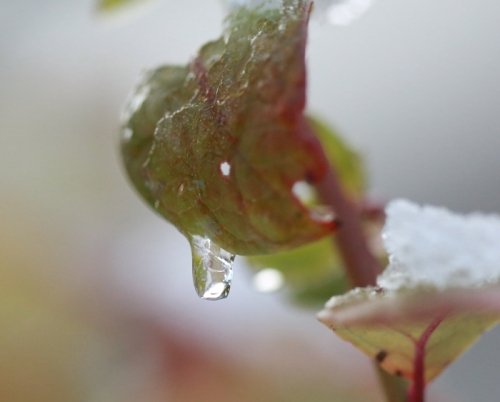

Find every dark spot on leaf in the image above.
[375,350,388,364]
[395,370,403,377]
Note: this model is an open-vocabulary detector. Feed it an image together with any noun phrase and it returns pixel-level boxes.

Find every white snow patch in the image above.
[378,199,500,291]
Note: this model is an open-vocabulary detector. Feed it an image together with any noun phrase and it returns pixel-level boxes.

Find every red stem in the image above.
[306,124,402,402]
[316,165,380,287]
[407,315,446,402]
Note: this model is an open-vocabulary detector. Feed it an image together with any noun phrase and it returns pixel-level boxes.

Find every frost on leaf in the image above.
[318,200,500,382]
[121,0,337,255]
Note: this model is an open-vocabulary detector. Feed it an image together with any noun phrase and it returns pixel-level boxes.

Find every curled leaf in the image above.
[121,0,337,255]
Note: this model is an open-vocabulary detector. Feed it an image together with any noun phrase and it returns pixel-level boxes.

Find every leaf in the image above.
[318,287,500,382]
[121,0,338,255]
[97,0,146,12]
[245,117,366,305]
[307,116,366,199]
[318,200,500,382]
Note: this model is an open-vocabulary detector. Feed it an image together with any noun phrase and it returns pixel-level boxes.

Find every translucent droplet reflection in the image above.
[253,268,284,293]
[190,235,235,300]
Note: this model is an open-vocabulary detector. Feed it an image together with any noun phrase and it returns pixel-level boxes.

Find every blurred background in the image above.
[1,0,500,401]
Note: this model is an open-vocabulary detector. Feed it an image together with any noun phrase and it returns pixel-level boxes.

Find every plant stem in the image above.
[307,125,405,402]
[378,367,409,402]
[315,164,379,288]
[407,315,446,402]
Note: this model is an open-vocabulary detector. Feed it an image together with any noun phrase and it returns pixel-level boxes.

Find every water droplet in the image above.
[220,161,231,177]
[190,235,235,300]
[253,268,284,293]
[310,205,335,223]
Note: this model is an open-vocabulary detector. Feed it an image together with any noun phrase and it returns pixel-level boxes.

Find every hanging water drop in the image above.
[190,235,235,300]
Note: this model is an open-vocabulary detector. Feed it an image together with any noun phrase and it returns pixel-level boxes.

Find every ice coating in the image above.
[379,199,500,291]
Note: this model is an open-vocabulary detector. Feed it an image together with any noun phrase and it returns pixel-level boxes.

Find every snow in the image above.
[378,199,500,291]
